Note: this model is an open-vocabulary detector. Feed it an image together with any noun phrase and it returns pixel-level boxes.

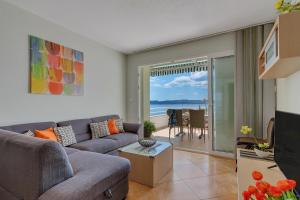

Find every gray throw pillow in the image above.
[90,121,109,139]
[115,119,124,132]
[24,130,35,137]
[54,126,77,146]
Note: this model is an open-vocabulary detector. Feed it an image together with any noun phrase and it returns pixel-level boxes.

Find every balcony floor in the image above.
[153,127,209,152]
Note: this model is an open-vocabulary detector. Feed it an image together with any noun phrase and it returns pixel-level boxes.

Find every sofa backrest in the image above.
[90,114,120,123]
[0,115,121,144]
[0,129,73,200]
[0,121,56,134]
[57,115,120,142]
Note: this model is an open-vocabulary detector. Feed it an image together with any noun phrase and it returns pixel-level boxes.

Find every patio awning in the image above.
[150,59,208,77]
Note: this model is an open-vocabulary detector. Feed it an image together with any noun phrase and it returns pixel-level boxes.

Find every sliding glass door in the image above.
[138,53,235,157]
[209,55,235,156]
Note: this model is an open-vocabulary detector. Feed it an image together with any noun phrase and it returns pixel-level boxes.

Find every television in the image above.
[275,111,300,193]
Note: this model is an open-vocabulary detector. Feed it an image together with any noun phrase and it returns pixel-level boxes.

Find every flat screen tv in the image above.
[275,111,300,193]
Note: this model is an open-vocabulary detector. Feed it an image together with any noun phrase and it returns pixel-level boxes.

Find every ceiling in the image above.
[5,0,277,54]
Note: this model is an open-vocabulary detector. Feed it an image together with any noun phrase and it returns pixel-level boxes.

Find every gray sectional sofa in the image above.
[0,115,142,200]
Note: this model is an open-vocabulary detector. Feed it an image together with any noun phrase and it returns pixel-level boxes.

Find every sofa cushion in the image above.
[115,118,124,132]
[64,147,80,155]
[107,119,119,134]
[57,118,92,142]
[70,138,119,154]
[0,121,56,134]
[54,126,77,147]
[24,130,35,137]
[35,128,58,142]
[90,115,120,123]
[38,151,130,200]
[90,121,109,139]
[104,133,138,148]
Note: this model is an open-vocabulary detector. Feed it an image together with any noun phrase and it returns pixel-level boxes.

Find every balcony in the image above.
[150,114,209,153]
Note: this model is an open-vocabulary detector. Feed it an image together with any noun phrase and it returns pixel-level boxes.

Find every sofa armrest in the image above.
[123,122,143,139]
[0,129,73,200]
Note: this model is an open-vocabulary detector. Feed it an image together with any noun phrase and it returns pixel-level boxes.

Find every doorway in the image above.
[139,53,235,157]
[150,70,209,152]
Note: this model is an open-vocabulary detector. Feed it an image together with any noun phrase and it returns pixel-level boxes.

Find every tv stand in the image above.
[237,148,285,200]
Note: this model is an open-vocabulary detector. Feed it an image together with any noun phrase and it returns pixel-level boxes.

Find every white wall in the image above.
[0,1,127,125]
[277,71,300,114]
[127,32,236,122]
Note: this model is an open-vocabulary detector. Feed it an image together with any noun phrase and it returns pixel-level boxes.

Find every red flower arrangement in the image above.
[243,171,299,200]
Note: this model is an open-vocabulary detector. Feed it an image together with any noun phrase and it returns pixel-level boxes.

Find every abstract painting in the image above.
[30,35,84,95]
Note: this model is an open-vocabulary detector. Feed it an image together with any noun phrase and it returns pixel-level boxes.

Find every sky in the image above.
[150,71,208,101]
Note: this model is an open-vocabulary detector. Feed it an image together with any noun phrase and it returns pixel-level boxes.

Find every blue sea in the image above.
[150,103,208,116]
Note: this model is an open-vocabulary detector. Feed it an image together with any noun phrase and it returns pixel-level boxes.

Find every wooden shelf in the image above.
[258,12,300,80]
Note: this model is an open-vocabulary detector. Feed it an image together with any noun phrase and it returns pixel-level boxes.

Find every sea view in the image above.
[150,71,208,117]
[150,100,208,116]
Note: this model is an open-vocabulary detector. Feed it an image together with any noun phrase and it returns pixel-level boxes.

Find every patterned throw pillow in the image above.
[24,130,35,137]
[115,119,124,133]
[90,121,110,139]
[54,126,77,147]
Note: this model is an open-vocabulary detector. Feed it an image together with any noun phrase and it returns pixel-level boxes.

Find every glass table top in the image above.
[119,141,172,157]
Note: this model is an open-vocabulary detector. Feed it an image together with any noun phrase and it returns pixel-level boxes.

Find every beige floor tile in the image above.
[156,181,200,200]
[184,173,237,199]
[207,193,238,200]
[157,169,181,185]
[127,150,237,200]
[127,181,199,200]
[174,163,207,180]
[195,161,235,176]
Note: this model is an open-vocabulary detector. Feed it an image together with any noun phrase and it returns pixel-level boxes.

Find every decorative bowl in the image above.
[254,148,271,158]
[138,138,157,148]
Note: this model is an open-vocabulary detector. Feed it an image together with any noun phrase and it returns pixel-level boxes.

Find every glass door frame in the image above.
[137,52,236,159]
[207,50,236,159]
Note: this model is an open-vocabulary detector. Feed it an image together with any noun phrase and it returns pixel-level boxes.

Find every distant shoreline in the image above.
[150,99,207,105]
[150,101,208,116]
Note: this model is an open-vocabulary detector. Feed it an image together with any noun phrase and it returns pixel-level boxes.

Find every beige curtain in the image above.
[236,24,274,139]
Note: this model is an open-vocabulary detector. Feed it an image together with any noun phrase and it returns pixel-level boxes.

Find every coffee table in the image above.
[118,141,173,187]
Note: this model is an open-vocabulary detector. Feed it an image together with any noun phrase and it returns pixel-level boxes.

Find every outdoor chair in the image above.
[167,109,177,141]
[189,109,206,142]
[175,109,189,137]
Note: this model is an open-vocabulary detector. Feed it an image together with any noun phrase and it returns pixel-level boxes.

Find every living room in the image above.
[1,0,300,200]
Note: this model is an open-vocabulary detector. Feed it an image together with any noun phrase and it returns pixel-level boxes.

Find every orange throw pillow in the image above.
[35,128,58,142]
[107,119,119,135]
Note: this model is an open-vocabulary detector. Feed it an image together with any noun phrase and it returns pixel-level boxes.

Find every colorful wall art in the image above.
[30,35,84,95]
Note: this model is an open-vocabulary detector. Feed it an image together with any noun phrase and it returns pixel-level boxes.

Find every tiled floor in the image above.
[153,127,209,152]
[126,150,237,200]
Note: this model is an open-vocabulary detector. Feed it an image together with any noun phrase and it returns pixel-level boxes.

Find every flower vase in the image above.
[254,148,271,158]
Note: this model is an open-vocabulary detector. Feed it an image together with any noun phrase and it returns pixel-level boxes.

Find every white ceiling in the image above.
[5,0,277,54]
